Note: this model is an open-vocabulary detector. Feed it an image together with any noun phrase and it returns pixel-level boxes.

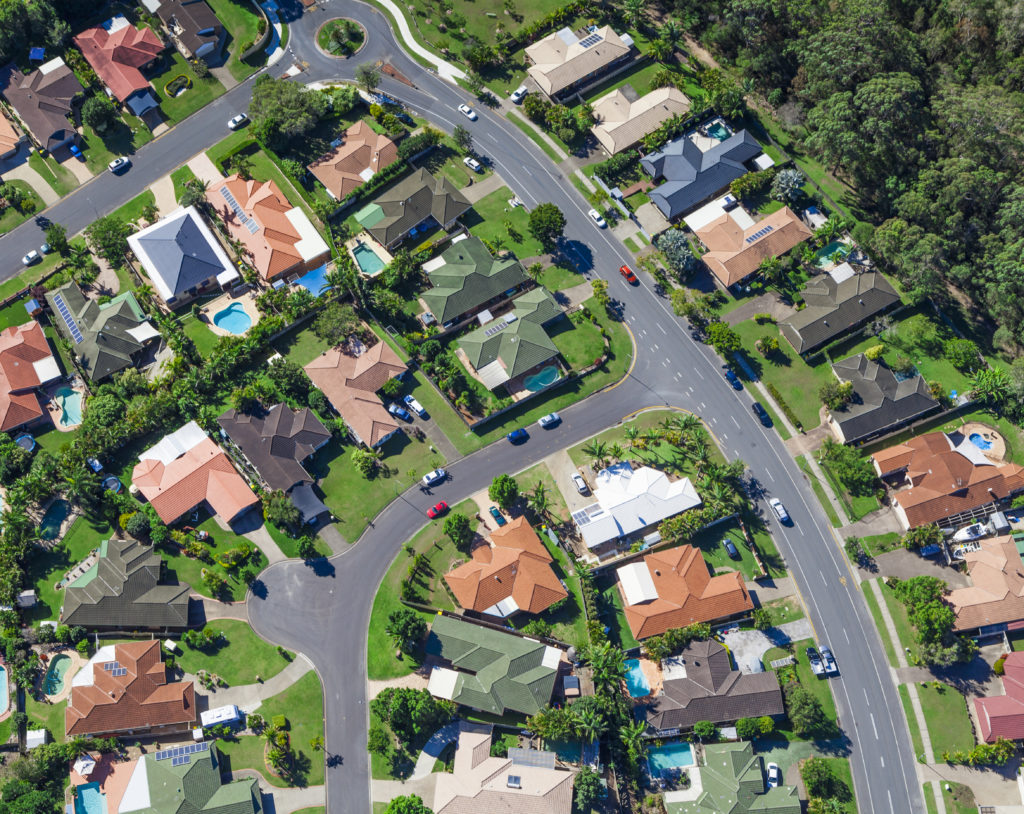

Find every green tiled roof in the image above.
[668,742,800,814]
[420,237,528,324]
[426,615,559,716]
[364,168,471,246]
[136,744,260,814]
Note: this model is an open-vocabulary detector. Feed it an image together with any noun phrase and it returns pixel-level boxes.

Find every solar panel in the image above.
[246,220,259,234]
[114,667,127,677]
[53,293,85,344]
[510,748,556,769]
[484,321,507,337]
[171,755,190,766]
[197,742,209,752]
[155,750,170,760]
[579,33,602,47]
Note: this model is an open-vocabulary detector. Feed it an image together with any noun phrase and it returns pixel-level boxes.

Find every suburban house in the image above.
[0,58,84,152]
[778,264,901,355]
[355,168,471,249]
[207,174,330,283]
[975,651,1024,742]
[308,120,399,200]
[65,640,196,738]
[644,640,784,733]
[60,537,191,632]
[616,545,753,640]
[458,288,562,392]
[945,536,1024,635]
[0,321,62,432]
[590,85,691,155]
[434,721,575,814]
[572,462,702,559]
[444,516,568,618]
[45,283,160,382]
[870,431,1024,530]
[128,206,237,306]
[420,235,530,331]
[641,130,763,221]
[0,110,24,159]
[525,26,633,101]
[426,614,563,716]
[695,205,813,288]
[115,742,260,814]
[149,0,224,59]
[304,339,407,448]
[217,402,332,524]
[668,741,800,814]
[73,15,165,117]
[131,420,259,525]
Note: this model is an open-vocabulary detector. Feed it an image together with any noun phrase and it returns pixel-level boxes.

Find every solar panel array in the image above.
[219,186,262,236]
[52,293,84,344]
[745,224,774,245]
[510,748,555,770]
[155,742,210,762]
[102,661,121,671]
[484,320,508,338]
[579,33,602,48]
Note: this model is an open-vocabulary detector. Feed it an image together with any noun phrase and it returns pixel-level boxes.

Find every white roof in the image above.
[422,255,447,273]
[200,705,241,726]
[73,644,117,687]
[163,639,179,653]
[451,233,468,244]
[828,262,856,283]
[119,757,151,813]
[427,666,460,700]
[285,207,330,262]
[949,431,994,467]
[39,57,68,75]
[477,359,511,388]
[485,596,520,617]
[139,421,207,466]
[25,729,47,748]
[125,321,160,343]
[73,754,96,776]
[32,356,61,384]
[541,646,562,670]
[753,153,775,170]
[683,194,756,233]
[617,561,658,604]
[216,268,240,286]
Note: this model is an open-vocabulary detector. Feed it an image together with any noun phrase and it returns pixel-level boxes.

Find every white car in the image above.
[510,85,528,103]
[457,104,477,121]
[462,156,483,173]
[819,645,839,675]
[422,468,447,487]
[403,395,426,417]
[571,473,588,494]
[766,762,781,788]
[508,196,524,209]
[769,497,791,524]
[588,208,607,228]
[537,412,561,429]
[108,157,131,174]
[228,113,248,130]
[21,250,40,266]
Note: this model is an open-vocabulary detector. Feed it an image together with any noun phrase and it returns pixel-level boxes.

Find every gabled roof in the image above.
[73,15,164,102]
[304,339,406,447]
[526,26,631,97]
[61,537,190,631]
[0,321,61,431]
[0,58,83,150]
[217,402,330,492]
[617,545,753,640]
[779,265,900,353]
[642,130,762,220]
[458,288,562,387]
[308,120,399,200]
[65,641,195,737]
[697,206,812,287]
[646,640,784,731]
[131,422,258,523]
[421,236,528,324]
[426,615,561,716]
[358,168,470,246]
[672,742,800,814]
[591,85,691,154]
[0,109,21,154]
[434,721,574,814]
[444,517,568,616]
[153,0,222,57]
[128,207,235,303]
[871,431,1024,528]
[828,354,939,443]
[208,174,329,281]
[45,283,156,381]
[947,536,1024,632]
[976,652,1024,742]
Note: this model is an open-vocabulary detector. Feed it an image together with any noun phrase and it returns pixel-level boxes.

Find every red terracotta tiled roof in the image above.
[976,652,1024,742]
[947,535,1024,632]
[0,321,58,431]
[697,206,813,287]
[73,19,163,102]
[307,121,399,200]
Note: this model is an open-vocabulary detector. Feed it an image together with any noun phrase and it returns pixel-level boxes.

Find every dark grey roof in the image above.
[218,403,330,492]
[155,0,222,56]
[779,268,901,353]
[645,639,784,732]
[828,354,940,444]
[289,481,328,524]
[0,60,83,150]
[420,236,528,324]
[642,130,762,220]
[367,168,471,246]
[131,208,231,298]
[61,538,190,631]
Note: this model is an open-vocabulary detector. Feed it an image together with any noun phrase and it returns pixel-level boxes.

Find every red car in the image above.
[620,264,638,284]
[427,501,448,519]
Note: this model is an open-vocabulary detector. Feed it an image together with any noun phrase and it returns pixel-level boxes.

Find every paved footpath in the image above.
[230,771,325,813]
[189,653,313,711]
[410,720,460,780]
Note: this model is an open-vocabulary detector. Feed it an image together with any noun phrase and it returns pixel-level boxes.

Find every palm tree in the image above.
[573,704,605,743]
[582,440,610,471]
[622,0,647,29]
[647,38,671,63]
[65,470,101,505]
[801,244,818,267]
[688,438,711,478]
[620,719,649,762]
[527,481,551,521]
[624,425,642,450]
[609,443,625,462]
[759,256,785,288]
[672,413,701,438]
[659,19,682,48]
[642,428,661,449]
[585,641,626,694]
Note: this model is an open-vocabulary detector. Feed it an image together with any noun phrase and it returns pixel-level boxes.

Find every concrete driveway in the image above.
[546,450,591,513]
[722,618,814,674]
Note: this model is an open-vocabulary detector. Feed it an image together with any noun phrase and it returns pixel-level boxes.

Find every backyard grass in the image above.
[25,694,67,743]
[173,619,293,686]
[861,581,899,667]
[465,186,544,259]
[915,681,975,757]
[0,181,44,235]
[898,684,927,762]
[549,314,605,371]
[597,572,640,651]
[28,151,77,197]
[505,112,564,162]
[794,455,842,528]
[171,165,198,202]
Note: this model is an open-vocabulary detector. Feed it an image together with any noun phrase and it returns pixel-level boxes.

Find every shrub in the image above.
[819,380,854,410]
[995,654,1007,676]
[944,338,981,372]
[765,382,802,430]
[864,344,886,361]
[125,511,151,540]
[272,714,288,730]
[753,312,775,324]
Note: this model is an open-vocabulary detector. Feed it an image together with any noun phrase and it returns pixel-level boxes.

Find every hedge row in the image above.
[765,382,803,431]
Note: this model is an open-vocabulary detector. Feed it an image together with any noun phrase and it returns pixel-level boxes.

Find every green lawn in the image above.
[568,409,709,467]
[622,237,640,253]
[207,130,257,168]
[898,684,927,762]
[689,519,776,582]
[173,619,293,685]
[597,572,640,651]
[942,781,978,814]
[180,309,221,358]
[579,62,677,105]
[795,455,842,527]
[28,150,77,197]
[24,516,113,624]
[465,186,544,259]
[861,581,899,667]
[515,462,570,524]
[874,579,922,664]
[859,532,901,558]
[505,112,564,162]
[915,681,975,757]
[819,459,879,522]
[274,321,331,367]
[536,264,584,292]
[79,107,153,176]
[206,0,266,81]
[266,521,332,559]
[159,514,268,602]
[764,637,839,739]
[171,165,198,202]
[26,694,67,743]
[0,181,44,235]
[111,190,157,225]
[549,314,605,372]
[0,298,35,330]
[150,50,224,123]
[760,596,804,626]
[810,757,857,814]
[417,142,492,189]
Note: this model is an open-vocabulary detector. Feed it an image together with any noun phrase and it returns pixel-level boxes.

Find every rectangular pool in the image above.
[353,243,386,275]
[647,739,695,775]
[815,240,851,268]
[624,658,650,697]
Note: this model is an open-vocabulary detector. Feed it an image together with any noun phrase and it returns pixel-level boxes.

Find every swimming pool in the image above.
[707,121,731,140]
[43,653,71,696]
[38,499,70,541]
[624,658,650,698]
[523,365,560,392]
[969,433,993,451]
[815,240,851,268]
[0,664,8,714]
[295,264,330,297]
[54,385,84,427]
[352,242,386,275]
[647,740,695,775]
[212,302,253,335]
[75,781,106,814]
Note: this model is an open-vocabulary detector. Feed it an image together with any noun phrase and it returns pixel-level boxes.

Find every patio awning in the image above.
[217,268,240,286]
[126,321,160,343]
[73,754,96,777]
[289,482,328,524]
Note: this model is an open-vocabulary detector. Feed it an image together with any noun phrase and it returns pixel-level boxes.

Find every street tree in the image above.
[44,223,69,256]
[249,75,329,150]
[452,124,473,153]
[527,203,566,250]
[488,473,519,510]
[385,607,427,649]
[442,512,472,549]
[356,63,381,93]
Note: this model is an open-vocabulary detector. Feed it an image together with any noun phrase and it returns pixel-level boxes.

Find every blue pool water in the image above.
[647,740,695,775]
[295,264,330,297]
[212,302,252,335]
[523,365,560,392]
[75,782,106,814]
[707,121,731,141]
[43,653,71,695]
[352,242,386,275]
[815,240,851,268]
[969,433,993,451]
[0,664,8,714]
[38,499,70,541]
[54,385,84,427]
[624,658,650,698]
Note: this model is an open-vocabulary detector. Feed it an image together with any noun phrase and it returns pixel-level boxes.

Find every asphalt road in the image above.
[2,3,924,811]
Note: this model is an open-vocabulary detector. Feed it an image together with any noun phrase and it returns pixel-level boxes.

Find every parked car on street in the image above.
[426,501,448,518]
[724,369,742,390]
[403,395,427,417]
[489,506,507,526]
[507,428,529,443]
[108,157,130,174]
[422,468,447,486]
[588,208,607,228]
[228,113,248,130]
[571,473,588,494]
[21,250,40,266]
[752,402,772,426]
[538,412,561,429]
[806,646,825,676]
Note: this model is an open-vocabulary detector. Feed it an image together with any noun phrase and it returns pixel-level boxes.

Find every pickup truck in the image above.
[819,645,839,676]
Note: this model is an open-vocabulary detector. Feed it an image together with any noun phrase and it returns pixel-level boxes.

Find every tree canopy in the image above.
[249,76,329,150]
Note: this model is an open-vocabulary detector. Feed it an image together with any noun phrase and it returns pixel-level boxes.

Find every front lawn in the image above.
[942,781,977,814]
[765,637,839,739]
[915,681,975,757]
[516,462,570,523]
[173,619,293,686]
[0,181,44,235]
[80,107,152,176]
[28,151,77,197]
[859,532,901,558]
[24,516,113,624]
[819,459,879,522]
[536,265,583,292]
[874,579,921,664]
[150,52,225,124]
[805,757,857,814]
[759,596,804,626]
[417,142,492,189]
[206,0,265,80]
[111,189,157,224]
[549,314,605,372]
[465,186,544,259]
[171,165,198,202]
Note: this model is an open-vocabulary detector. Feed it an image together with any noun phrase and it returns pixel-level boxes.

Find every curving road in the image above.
[4,4,923,812]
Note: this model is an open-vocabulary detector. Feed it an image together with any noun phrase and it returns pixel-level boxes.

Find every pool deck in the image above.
[962,421,1007,462]
[200,288,261,337]
[35,497,79,545]
[44,379,88,432]
[345,232,392,277]
[69,753,138,814]
[37,649,86,703]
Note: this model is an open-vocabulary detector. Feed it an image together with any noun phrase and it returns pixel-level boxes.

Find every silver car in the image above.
[571,473,588,494]
[422,468,447,486]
